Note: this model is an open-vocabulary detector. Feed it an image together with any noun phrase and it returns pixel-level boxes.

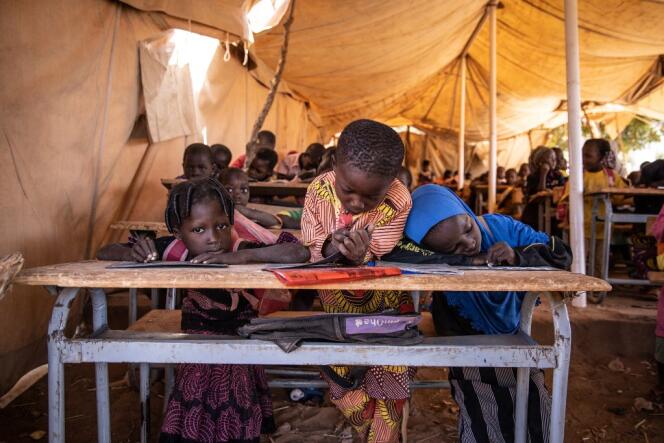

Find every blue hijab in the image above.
[405,185,549,335]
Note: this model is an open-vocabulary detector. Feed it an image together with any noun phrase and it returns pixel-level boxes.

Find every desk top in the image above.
[110,221,169,232]
[15,260,611,292]
[648,271,664,284]
[160,178,185,190]
[586,187,664,197]
[472,184,511,191]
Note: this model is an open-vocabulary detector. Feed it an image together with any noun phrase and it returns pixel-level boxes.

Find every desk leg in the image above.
[549,292,572,443]
[545,198,551,235]
[410,291,421,313]
[163,288,177,413]
[90,288,111,443]
[515,292,538,443]
[129,288,138,325]
[151,288,159,309]
[601,197,612,283]
[537,202,544,232]
[589,196,599,276]
[47,288,80,443]
[140,363,150,443]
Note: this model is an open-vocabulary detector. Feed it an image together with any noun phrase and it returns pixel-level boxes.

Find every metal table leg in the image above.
[589,196,599,276]
[544,197,551,235]
[601,196,612,283]
[514,292,538,443]
[47,287,80,443]
[90,288,111,443]
[548,292,572,443]
[139,363,150,443]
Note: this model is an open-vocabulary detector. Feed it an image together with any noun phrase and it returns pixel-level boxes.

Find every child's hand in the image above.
[190,251,247,265]
[131,237,158,263]
[332,225,374,265]
[487,242,517,266]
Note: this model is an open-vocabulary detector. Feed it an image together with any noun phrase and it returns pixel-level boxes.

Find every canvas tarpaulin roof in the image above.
[252,0,664,142]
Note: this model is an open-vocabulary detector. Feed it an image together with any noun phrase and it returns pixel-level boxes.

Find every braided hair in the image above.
[336,119,404,178]
[164,177,234,233]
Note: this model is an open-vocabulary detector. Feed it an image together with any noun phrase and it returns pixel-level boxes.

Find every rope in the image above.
[245,0,296,168]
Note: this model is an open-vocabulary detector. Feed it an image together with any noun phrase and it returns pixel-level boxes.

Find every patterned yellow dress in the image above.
[301,171,415,443]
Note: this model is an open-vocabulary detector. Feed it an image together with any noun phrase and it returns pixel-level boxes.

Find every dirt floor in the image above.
[1,288,663,442]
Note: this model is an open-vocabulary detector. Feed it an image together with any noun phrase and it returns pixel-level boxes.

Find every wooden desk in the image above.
[249,181,309,198]
[586,188,664,300]
[17,261,609,443]
[160,178,184,190]
[649,271,664,284]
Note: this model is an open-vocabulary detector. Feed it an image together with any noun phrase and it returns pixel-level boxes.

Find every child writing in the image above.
[301,119,413,443]
[386,184,572,443]
[97,178,309,442]
[247,147,278,182]
[179,143,216,180]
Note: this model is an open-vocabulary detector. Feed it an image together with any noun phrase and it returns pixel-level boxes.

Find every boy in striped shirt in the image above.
[301,119,412,443]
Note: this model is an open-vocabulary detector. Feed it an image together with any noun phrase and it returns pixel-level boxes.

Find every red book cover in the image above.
[268,266,401,286]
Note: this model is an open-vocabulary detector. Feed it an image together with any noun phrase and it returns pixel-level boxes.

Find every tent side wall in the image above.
[0,0,321,394]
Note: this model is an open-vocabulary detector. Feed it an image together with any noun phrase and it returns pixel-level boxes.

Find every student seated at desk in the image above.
[517,162,531,187]
[247,147,278,182]
[179,143,215,180]
[521,146,565,232]
[275,142,326,181]
[210,143,232,176]
[635,159,664,214]
[98,178,309,443]
[230,130,276,169]
[302,119,413,443]
[386,184,571,443]
[496,168,524,218]
[558,138,628,275]
[220,167,282,229]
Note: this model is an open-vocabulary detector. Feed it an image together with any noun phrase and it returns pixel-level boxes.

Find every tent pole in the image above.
[488,1,498,213]
[564,0,587,307]
[457,55,466,190]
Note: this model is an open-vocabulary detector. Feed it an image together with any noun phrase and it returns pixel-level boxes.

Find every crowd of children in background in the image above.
[97,122,663,443]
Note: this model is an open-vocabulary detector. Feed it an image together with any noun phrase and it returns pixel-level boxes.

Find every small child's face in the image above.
[422,214,482,256]
[184,153,214,180]
[582,144,603,172]
[333,165,392,215]
[223,173,250,207]
[174,199,232,257]
[519,164,531,177]
[505,169,518,185]
[248,158,273,181]
[497,167,506,179]
[213,151,231,171]
[299,153,314,171]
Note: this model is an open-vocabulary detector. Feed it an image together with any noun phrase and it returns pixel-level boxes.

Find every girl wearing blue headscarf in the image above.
[383,184,572,443]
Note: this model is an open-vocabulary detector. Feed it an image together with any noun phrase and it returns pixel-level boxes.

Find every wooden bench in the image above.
[16,261,610,443]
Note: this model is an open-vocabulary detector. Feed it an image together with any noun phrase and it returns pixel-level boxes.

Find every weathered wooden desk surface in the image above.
[16,260,611,292]
[249,181,309,198]
[160,178,184,190]
[649,272,664,284]
[585,187,664,197]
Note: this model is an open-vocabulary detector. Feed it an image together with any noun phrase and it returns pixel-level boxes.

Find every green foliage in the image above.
[544,117,663,154]
[619,118,662,152]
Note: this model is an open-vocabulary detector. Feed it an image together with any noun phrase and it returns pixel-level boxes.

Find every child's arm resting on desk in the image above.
[236,205,282,228]
[191,242,310,265]
[96,237,160,263]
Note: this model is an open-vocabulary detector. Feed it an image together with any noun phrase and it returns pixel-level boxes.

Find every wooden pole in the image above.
[458,55,467,190]
[564,0,587,307]
[488,1,498,213]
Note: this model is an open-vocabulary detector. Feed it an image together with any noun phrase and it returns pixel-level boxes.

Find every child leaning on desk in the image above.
[97,178,309,443]
[383,184,572,443]
[301,119,413,443]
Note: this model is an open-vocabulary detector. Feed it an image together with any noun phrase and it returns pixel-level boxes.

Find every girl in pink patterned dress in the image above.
[100,178,309,443]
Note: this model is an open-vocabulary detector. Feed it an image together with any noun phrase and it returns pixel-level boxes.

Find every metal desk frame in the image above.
[588,191,659,296]
[42,284,580,443]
